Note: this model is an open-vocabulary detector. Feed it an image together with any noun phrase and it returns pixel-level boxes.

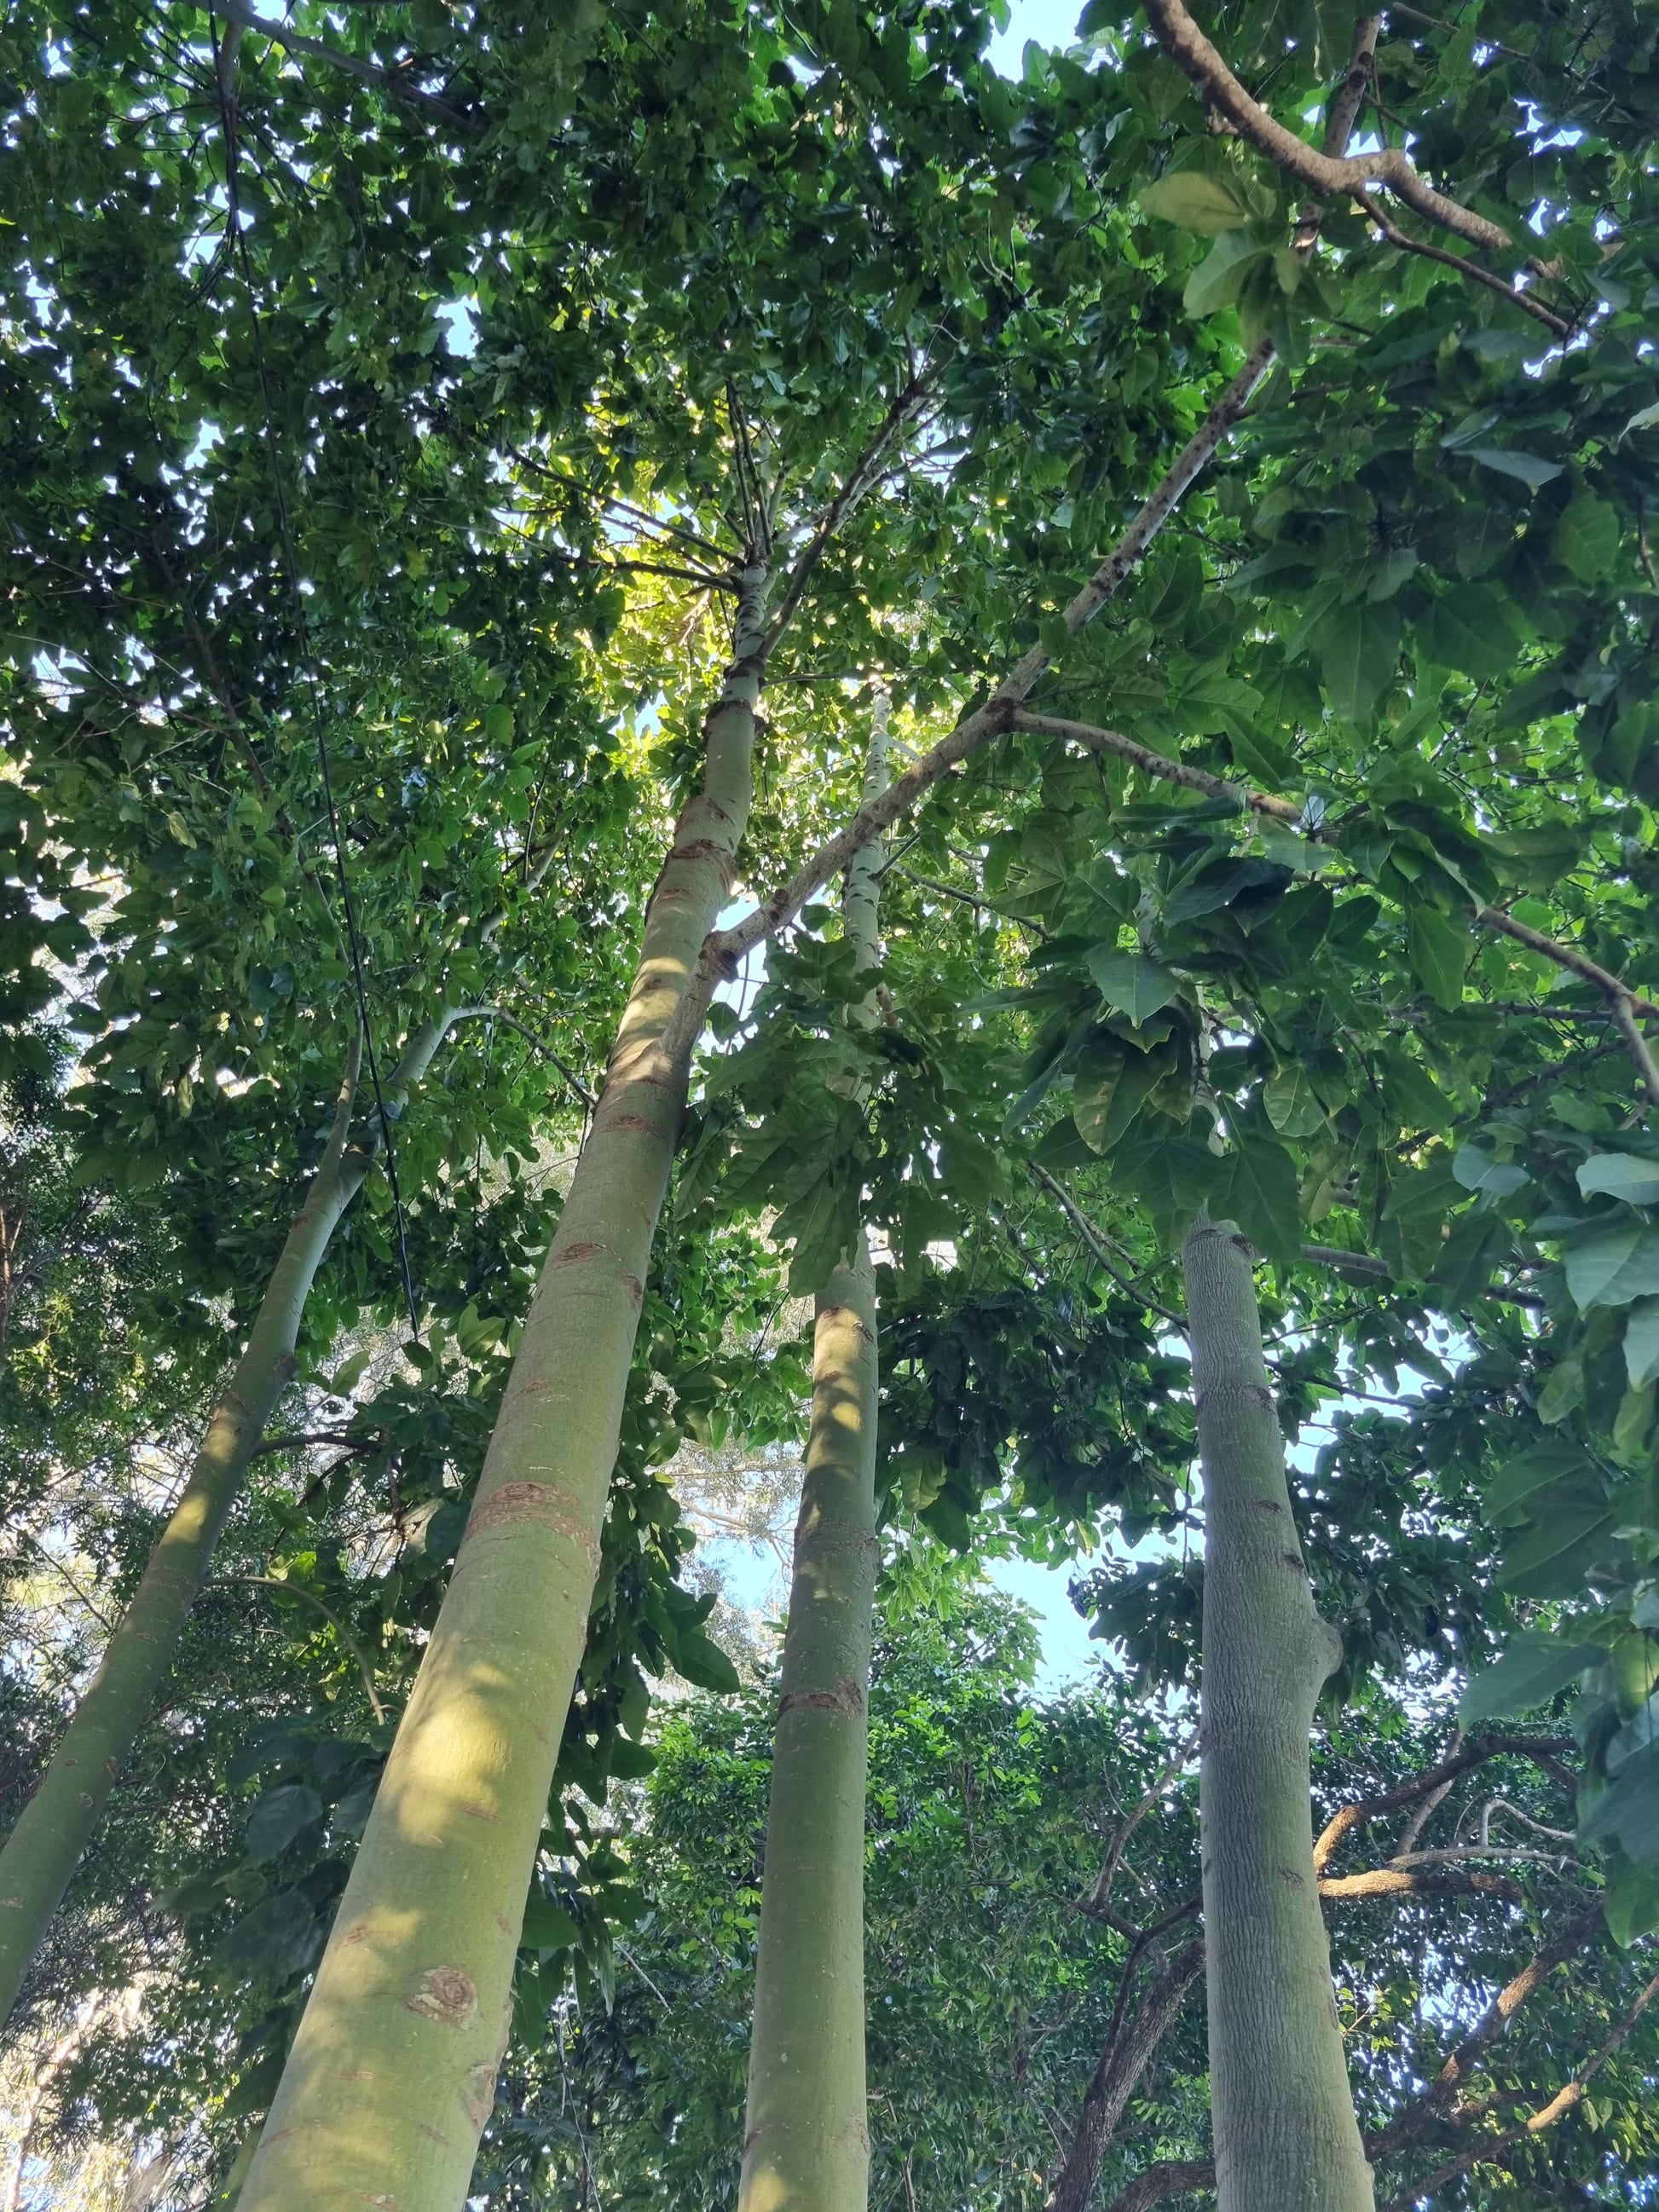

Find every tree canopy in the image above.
[4,0,1659,2205]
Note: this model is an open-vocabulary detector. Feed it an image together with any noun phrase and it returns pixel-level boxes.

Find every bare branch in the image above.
[251,1429,379,1459]
[1313,1736,1575,1874]
[1317,1866,1523,1903]
[1142,0,1511,252]
[1477,906,1659,1103]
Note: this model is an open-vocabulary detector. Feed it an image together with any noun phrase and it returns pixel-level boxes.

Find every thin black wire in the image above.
[210,14,420,1337]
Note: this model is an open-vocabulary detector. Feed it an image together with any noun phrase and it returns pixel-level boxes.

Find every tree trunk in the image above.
[739,687,888,2212]
[1182,1216,1373,2212]
[0,1013,452,2029]
[236,558,772,2212]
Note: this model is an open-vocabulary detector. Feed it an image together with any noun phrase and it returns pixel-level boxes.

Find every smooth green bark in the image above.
[739,688,888,2212]
[0,1014,456,2028]
[236,561,771,2212]
[1182,1217,1373,2212]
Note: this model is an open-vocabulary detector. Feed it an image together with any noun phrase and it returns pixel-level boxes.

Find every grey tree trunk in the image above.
[1182,1216,1373,2212]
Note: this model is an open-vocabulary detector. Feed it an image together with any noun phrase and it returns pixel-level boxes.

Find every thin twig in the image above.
[212,1573,386,1722]
[1356,192,1572,335]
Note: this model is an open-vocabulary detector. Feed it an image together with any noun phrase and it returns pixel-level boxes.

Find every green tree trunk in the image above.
[739,687,888,2212]
[1181,1217,1373,2212]
[235,559,772,2212]
[0,1015,453,2028]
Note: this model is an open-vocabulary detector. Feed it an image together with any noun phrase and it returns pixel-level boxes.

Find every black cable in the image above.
[210,12,421,1337]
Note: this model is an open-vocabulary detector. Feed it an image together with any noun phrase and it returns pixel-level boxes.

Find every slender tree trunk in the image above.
[236,558,772,2212]
[739,688,888,2212]
[0,1014,451,2028]
[1182,1217,1373,2212]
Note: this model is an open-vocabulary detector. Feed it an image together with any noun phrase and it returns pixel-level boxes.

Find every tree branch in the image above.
[209,0,472,124]
[1366,1901,1606,2162]
[1316,1866,1523,1902]
[1142,0,1512,252]
[1031,1164,1185,1327]
[760,370,938,657]
[1100,2157,1216,2212]
[1050,1943,1206,2212]
[1013,711,1305,820]
[1313,1737,1575,1874]
[1375,1964,1659,2210]
[448,1006,597,1110]
[211,1574,386,1723]
[1356,193,1572,336]
[1476,907,1659,1104]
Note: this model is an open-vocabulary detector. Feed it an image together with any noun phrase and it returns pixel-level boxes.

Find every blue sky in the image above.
[986,0,1089,74]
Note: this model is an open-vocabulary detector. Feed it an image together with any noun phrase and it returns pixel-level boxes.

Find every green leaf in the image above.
[1576,1153,1659,1206]
[1552,493,1621,582]
[1263,1063,1324,1138]
[1453,1142,1529,1198]
[671,1628,742,1695]
[1484,1439,1600,1525]
[1417,588,1524,680]
[519,1895,581,1950]
[1498,1498,1618,1598]
[1625,1298,1659,1389]
[246,1782,322,1863]
[1565,1222,1659,1312]
[1430,1210,1508,1305]
[1408,907,1471,1011]
[1087,950,1181,1025]
[1183,228,1270,315]
[1581,1743,1659,1864]
[1536,1354,1586,1425]
[1307,597,1401,721]
[1458,1629,1601,1726]
[1140,170,1255,234]
[1216,1137,1300,1265]
[1465,447,1564,490]
[1484,823,1586,890]
[1604,1849,1659,1947]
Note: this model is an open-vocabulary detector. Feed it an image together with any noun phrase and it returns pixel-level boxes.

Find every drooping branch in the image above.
[211,1573,386,1724]
[448,1005,597,1110]
[1142,0,1512,254]
[1312,1736,1575,1874]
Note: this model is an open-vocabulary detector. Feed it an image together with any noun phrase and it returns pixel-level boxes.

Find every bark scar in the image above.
[406,1966,478,2028]
[777,1678,865,1719]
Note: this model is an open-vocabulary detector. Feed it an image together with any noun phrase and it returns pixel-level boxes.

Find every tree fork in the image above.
[1182,1216,1373,2212]
[739,684,889,2212]
[235,559,772,2212]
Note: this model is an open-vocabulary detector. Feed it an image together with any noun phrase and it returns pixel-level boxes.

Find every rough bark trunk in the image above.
[236,560,772,2212]
[1182,1216,1373,2212]
[738,689,888,2212]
